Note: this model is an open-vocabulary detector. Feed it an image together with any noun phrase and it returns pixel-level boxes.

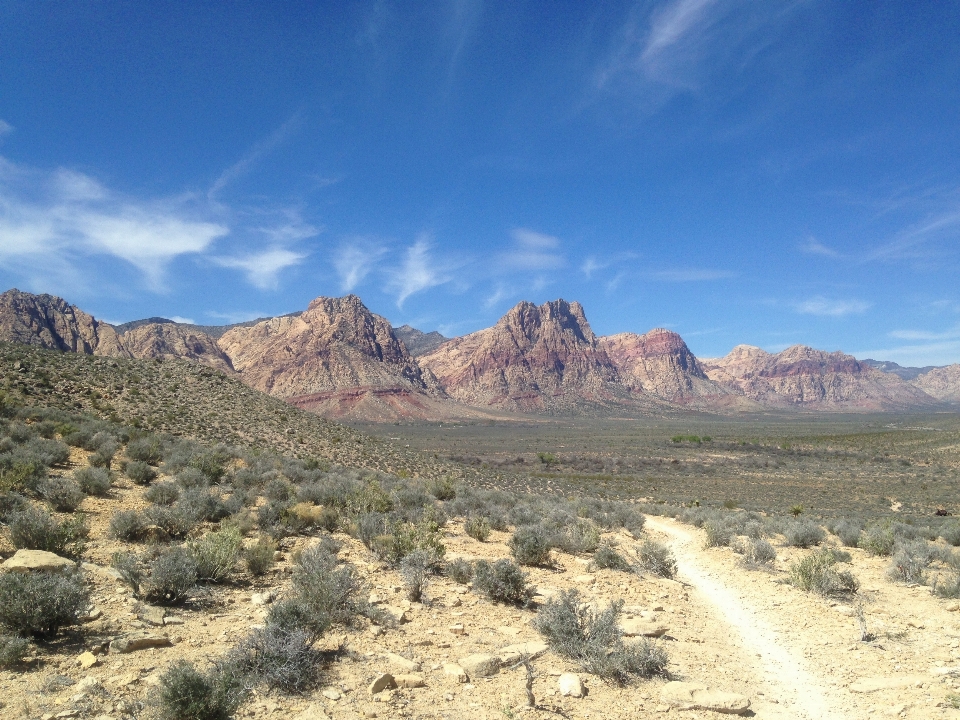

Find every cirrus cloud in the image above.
[793,296,871,317]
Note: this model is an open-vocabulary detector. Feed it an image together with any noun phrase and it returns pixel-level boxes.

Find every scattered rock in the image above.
[294,703,332,720]
[558,673,584,698]
[573,574,595,585]
[78,651,99,669]
[251,589,277,605]
[498,641,550,665]
[110,632,172,654]
[368,673,397,695]
[394,674,425,689]
[620,617,668,638]
[449,623,465,635]
[849,676,927,693]
[659,681,751,715]
[384,652,420,672]
[75,676,102,696]
[945,601,960,612]
[443,663,468,683]
[2,549,75,573]
[321,687,342,700]
[458,653,500,678]
[380,605,410,624]
[138,606,165,626]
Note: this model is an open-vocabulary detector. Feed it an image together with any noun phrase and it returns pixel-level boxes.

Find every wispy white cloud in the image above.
[793,296,871,317]
[208,114,301,200]
[388,236,456,307]
[0,120,13,137]
[581,256,608,279]
[654,268,734,282]
[205,309,272,325]
[169,315,196,325]
[888,324,960,342]
[801,238,841,257]
[0,156,227,291]
[642,0,720,67]
[214,247,307,290]
[484,283,510,309]
[854,340,960,368]
[496,228,566,272]
[334,240,388,292]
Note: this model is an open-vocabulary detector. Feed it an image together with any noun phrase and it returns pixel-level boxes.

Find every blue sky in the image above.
[1,1,960,365]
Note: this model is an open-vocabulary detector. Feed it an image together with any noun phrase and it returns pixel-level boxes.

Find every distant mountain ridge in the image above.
[861,359,944,381]
[0,287,956,420]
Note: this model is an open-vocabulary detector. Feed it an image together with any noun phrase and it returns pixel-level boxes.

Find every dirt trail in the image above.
[645,516,858,720]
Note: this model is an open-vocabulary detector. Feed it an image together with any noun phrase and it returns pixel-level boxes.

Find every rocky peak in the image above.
[119,322,234,373]
[0,288,128,357]
[393,325,449,357]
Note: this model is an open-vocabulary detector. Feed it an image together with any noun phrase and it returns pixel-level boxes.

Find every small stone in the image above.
[368,673,397,695]
[849,676,927,693]
[449,623,465,635]
[109,632,171,654]
[458,653,500,678]
[78,651,99,669]
[379,605,410,624]
[620,618,668,638]
[76,676,102,696]
[163,616,184,625]
[138,606,165,626]
[394,674,425,689]
[294,703,332,720]
[443,663,468,683]
[369,625,383,637]
[368,593,383,605]
[384,652,420,672]
[659,681,750,715]
[78,606,102,622]
[573,575,594,585]
[140,525,170,543]
[497,641,549,665]
[558,673,584,698]
[450,597,462,607]
[945,601,960,612]
[321,687,342,700]
[251,589,277,605]
[2,549,75,573]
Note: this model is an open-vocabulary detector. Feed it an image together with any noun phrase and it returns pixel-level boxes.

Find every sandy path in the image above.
[644,516,859,720]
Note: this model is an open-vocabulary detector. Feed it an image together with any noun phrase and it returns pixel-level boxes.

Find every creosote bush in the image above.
[789,548,859,598]
[145,481,180,506]
[472,558,534,605]
[887,540,937,584]
[40,478,84,512]
[0,634,30,668]
[445,558,473,585]
[464,516,491,542]
[113,546,198,604]
[636,539,676,578]
[109,509,147,541]
[0,570,90,639]
[783,519,825,548]
[228,624,322,694]
[75,466,112,496]
[243,536,276,576]
[154,659,248,720]
[190,526,243,583]
[399,549,436,602]
[509,524,552,566]
[533,589,668,683]
[9,505,87,557]
[592,543,631,571]
[126,460,157,486]
[859,522,896,557]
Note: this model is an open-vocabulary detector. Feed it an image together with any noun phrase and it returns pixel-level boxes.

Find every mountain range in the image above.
[1,287,957,421]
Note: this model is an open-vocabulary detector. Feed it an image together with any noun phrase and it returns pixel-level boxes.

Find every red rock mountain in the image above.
[118,322,234,373]
[0,289,129,357]
[599,329,730,403]
[701,344,939,410]
[418,300,647,413]
[912,364,960,403]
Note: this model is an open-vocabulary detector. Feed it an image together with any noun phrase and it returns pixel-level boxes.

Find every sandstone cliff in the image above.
[217,295,452,420]
[912,364,960,403]
[0,289,129,357]
[394,325,448,357]
[418,299,644,413]
[600,329,729,403]
[118,321,234,373]
[701,344,939,410]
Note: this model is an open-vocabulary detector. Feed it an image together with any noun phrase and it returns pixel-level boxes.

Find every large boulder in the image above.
[2,549,75,573]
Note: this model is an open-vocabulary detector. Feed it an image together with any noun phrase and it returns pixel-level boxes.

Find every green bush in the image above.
[145,481,180,505]
[367,519,445,566]
[831,519,863,548]
[127,436,163,465]
[243,536,276,576]
[887,540,937,584]
[190,526,243,583]
[109,510,147,541]
[932,572,960,599]
[0,571,90,639]
[75,466,111,496]
[143,504,197,538]
[0,634,30,668]
[783,520,825,548]
[154,660,247,720]
[9,505,87,557]
[789,548,859,597]
[40,478,84,512]
[592,543,631,571]
[445,558,473,584]
[553,519,601,555]
[426,476,456,500]
[533,589,668,683]
[860,522,895,556]
[126,460,157,486]
[399,549,436,602]
[472,558,534,605]
[704,520,732,548]
[636,539,676,578]
[464,516,491,542]
[509,525,552,566]
[742,538,777,566]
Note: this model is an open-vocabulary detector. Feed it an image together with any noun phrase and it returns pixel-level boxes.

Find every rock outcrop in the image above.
[0,288,128,357]
[394,325,448,357]
[600,329,728,403]
[218,295,448,420]
[701,344,939,410]
[119,321,234,373]
[418,300,640,414]
[912,364,960,402]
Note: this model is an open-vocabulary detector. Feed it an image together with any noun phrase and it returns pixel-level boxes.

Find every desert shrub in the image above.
[426,476,456,500]
[464,516,491,542]
[143,504,196,538]
[592,543,631,571]
[190,526,243,583]
[127,436,164,465]
[126,460,157,486]
[533,589,668,683]
[743,520,765,539]
[244,536,276,576]
[147,546,199,604]
[830,519,863,547]
[228,624,321,694]
[510,524,552,566]
[789,548,859,597]
[941,522,960,547]
[40,478,84,512]
[175,467,209,490]
[932,572,960,599]
[0,490,27,521]
[636,539,677,578]
[0,634,30,668]
[88,445,116,469]
[109,510,147,541]
[742,538,777,566]
[445,558,473,584]
[887,540,938,584]
[346,479,393,516]
[860,522,896,556]
[553,519,601,555]
[179,488,230,523]
[0,570,90,639]
[9,505,87,556]
[704,520,732,548]
[365,518,445,566]
[75,466,111,496]
[154,659,248,720]
[145,481,181,505]
[264,477,294,502]
[472,558,534,605]
[783,520,825,548]
[399,549,436,602]
[0,451,47,493]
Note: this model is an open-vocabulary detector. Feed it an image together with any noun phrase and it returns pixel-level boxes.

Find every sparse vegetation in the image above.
[509,524,552,566]
[592,542,631,571]
[9,504,87,556]
[0,571,90,639]
[472,558,534,605]
[636,539,677,578]
[75,466,112,496]
[789,548,859,597]
[465,515,491,542]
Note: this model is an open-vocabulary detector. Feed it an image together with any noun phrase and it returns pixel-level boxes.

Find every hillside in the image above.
[913,364,960,402]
